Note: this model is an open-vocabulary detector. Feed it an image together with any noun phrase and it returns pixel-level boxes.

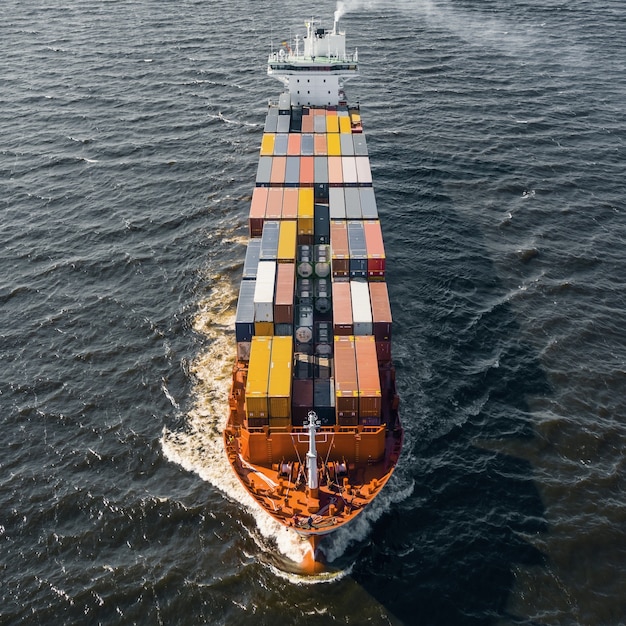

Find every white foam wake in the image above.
[161,276,311,566]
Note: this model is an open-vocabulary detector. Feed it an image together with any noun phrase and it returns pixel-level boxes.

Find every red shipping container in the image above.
[332,281,353,335]
[363,220,386,279]
[249,187,268,237]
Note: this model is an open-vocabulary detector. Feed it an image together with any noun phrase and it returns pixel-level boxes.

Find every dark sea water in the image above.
[2,0,625,623]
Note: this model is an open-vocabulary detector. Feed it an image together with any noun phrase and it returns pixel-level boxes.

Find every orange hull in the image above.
[225,361,402,571]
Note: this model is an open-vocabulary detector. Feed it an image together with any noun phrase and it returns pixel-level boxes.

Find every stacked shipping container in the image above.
[235,102,393,428]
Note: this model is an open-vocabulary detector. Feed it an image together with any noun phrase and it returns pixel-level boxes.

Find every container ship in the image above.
[224,15,403,573]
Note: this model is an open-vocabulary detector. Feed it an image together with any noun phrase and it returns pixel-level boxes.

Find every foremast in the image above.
[268,17,358,106]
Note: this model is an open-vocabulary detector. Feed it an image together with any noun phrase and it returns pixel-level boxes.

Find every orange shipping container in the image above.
[287,133,301,155]
[354,336,381,419]
[334,337,359,426]
[282,187,299,220]
[332,281,353,335]
[299,156,314,186]
[369,282,393,341]
[301,112,314,133]
[270,156,286,185]
[330,220,349,278]
[266,187,283,220]
[249,187,268,237]
[334,336,358,423]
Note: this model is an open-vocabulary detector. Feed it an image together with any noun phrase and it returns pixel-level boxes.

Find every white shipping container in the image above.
[253,261,276,322]
[350,279,373,335]
[341,156,358,185]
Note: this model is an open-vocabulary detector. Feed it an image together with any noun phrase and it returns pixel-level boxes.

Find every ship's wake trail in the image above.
[161,275,313,566]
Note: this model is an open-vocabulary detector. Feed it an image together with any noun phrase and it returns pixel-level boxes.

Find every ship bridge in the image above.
[268,18,358,107]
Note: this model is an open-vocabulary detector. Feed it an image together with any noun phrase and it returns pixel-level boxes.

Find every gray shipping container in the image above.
[314,156,328,184]
[273,133,288,155]
[344,188,362,219]
[353,134,368,156]
[235,280,256,342]
[313,114,326,133]
[347,220,368,277]
[276,115,291,133]
[301,134,314,155]
[242,239,262,280]
[264,113,278,133]
[329,187,346,219]
[256,156,272,186]
[340,134,354,155]
[285,156,300,185]
[360,188,379,219]
[260,221,280,260]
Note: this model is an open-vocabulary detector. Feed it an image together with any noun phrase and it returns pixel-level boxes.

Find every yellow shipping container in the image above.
[297,188,314,236]
[254,321,274,336]
[326,115,339,133]
[277,220,297,262]
[327,133,341,156]
[268,336,293,418]
[339,116,352,134]
[245,336,273,418]
[260,133,275,156]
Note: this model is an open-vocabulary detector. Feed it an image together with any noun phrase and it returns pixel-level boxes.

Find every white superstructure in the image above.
[268,18,358,107]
